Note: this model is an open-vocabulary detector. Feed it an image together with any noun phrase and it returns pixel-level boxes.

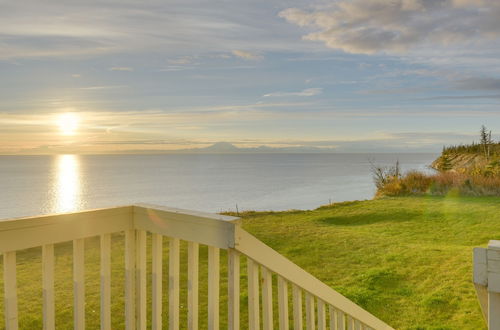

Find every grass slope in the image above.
[238,196,500,329]
[0,196,498,329]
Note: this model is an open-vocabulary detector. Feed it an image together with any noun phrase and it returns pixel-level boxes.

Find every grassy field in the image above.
[1,196,499,329]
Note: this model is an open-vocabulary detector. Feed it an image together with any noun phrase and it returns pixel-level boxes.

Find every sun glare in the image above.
[57,112,80,135]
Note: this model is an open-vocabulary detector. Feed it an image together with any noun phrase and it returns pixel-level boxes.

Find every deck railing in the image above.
[1,204,393,329]
[474,240,500,329]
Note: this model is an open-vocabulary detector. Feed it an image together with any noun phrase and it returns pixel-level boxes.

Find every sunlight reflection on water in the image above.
[53,154,82,213]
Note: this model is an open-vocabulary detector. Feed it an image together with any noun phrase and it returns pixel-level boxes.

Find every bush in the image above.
[374,165,500,198]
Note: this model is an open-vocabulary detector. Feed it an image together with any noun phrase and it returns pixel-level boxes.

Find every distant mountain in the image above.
[171,142,334,154]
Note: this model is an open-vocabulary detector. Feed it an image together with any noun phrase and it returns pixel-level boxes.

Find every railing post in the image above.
[73,239,85,330]
[188,242,199,330]
[228,250,240,330]
[135,230,147,330]
[42,244,55,330]
[488,241,500,329]
[3,251,18,330]
[474,240,500,329]
[125,229,136,330]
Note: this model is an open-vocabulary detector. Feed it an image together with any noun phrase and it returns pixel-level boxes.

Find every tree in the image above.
[480,125,492,159]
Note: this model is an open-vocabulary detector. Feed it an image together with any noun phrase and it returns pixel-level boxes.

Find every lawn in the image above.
[238,196,500,329]
[1,196,498,329]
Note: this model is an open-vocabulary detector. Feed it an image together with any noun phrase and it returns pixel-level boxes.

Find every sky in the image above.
[1,0,500,154]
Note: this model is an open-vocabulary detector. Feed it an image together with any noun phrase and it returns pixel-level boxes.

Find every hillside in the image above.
[431,152,489,171]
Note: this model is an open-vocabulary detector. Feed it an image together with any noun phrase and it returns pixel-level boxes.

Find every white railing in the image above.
[1,204,393,329]
[474,240,500,329]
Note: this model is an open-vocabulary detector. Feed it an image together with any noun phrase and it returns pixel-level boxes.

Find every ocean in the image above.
[0,153,438,220]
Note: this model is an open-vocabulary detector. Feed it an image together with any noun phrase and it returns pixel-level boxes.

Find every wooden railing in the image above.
[1,204,393,329]
[474,240,500,329]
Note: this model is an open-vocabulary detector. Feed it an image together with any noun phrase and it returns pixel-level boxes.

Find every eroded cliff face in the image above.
[431,153,488,172]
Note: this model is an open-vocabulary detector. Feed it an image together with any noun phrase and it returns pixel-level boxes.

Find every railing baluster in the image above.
[208,246,220,330]
[337,310,346,330]
[125,229,136,330]
[317,299,326,330]
[262,267,273,330]
[305,292,315,330]
[42,244,55,330]
[136,230,147,330]
[151,233,163,330]
[347,315,354,330]
[292,284,302,330]
[73,239,85,330]
[169,237,180,330]
[247,258,260,330]
[277,276,289,330]
[100,234,111,330]
[228,250,240,330]
[188,242,199,330]
[354,319,361,330]
[329,306,336,330]
[3,251,18,330]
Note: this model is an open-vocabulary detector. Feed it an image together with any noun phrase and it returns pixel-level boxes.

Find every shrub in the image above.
[374,165,500,198]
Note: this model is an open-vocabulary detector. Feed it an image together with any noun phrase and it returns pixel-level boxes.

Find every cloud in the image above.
[279,0,500,54]
[453,77,500,91]
[109,67,133,71]
[0,1,309,60]
[263,88,323,97]
[232,50,263,60]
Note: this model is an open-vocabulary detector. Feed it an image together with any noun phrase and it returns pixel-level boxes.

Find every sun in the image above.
[57,113,80,136]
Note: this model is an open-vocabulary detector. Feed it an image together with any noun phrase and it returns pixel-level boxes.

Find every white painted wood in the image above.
[188,242,199,330]
[100,234,112,330]
[473,247,488,320]
[354,319,361,330]
[208,246,220,330]
[136,230,147,330]
[305,292,315,330]
[317,299,326,330]
[292,284,302,330]
[337,310,346,330]
[0,206,133,253]
[489,292,500,329]
[169,237,180,330]
[125,229,136,330]
[151,233,163,330]
[133,205,239,249]
[234,227,394,330]
[3,251,18,330]
[277,276,289,330]
[347,315,354,330]
[261,267,273,330]
[247,258,260,330]
[42,244,55,330]
[228,249,240,330]
[73,239,85,330]
[329,306,336,330]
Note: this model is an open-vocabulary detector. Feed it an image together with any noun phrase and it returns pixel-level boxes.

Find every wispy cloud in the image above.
[109,67,134,71]
[263,88,323,97]
[78,85,127,90]
[232,50,263,61]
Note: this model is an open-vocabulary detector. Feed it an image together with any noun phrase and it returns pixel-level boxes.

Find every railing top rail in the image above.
[133,203,240,223]
[0,206,133,253]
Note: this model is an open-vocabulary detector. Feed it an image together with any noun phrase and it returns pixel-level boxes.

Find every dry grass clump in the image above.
[374,164,500,197]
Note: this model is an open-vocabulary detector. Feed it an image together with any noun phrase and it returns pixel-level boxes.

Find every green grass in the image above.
[237,196,500,329]
[1,196,498,329]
